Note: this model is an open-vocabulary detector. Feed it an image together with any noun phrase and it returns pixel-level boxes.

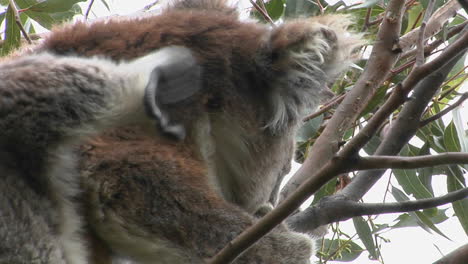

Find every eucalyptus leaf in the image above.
[1,5,20,56]
[284,0,320,18]
[29,0,85,13]
[296,115,323,142]
[445,165,468,235]
[444,121,461,152]
[353,216,378,260]
[100,0,110,11]
[252,0,284,22]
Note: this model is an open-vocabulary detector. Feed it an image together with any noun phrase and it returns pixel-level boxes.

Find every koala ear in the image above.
[263,15,362,131]
[144,47,202,140]
[269,14,362,80]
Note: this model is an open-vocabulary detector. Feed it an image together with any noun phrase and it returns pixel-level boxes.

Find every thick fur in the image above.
[0,47,199,263]
[27,0,362,263]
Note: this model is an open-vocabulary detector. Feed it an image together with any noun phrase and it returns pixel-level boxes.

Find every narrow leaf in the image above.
[353,217,378,260]
[444,121,461,152]
[29,0,85,13]
[445,165,468,235]
[1,5,21,56]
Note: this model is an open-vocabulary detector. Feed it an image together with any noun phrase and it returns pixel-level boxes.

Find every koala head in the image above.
[39,0,362,212]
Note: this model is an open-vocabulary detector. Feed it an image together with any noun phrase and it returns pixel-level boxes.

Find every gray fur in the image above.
[0,47,199,263]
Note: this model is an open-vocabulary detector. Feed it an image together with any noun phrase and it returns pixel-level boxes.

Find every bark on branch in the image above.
[288,188,468,233]
[279,0,406,203]
[399,0,462,53]
[351,153,468,171]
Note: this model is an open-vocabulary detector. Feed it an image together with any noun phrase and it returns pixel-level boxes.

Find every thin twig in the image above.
[8,0,31,44]
[416,0,436,66]
[249,0,274,25]
[303,94,346,122]
[402,26,468,93]
[361,8,372,32]
[437,73,467,101]
[400,20,467,61]
[85,0,95,20]
[420,93,468,127]
[399,0,462,53]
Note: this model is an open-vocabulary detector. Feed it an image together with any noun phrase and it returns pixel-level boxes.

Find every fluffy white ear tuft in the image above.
[265,15,363,131]
[305,14,364,78]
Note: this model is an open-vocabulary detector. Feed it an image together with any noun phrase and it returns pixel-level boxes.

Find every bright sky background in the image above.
[81,1,467,263]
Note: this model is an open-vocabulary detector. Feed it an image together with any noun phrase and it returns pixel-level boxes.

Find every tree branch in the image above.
[399,0,462,53]
[352,153,468,171]
[303,93,346,122]
[289,28,467,233]
[420,92,468,127]
[416,0,436,66]
[289,188,468,233]
[400,21,467,61]
[402,26,468,93]
[279,0,406,203]
[434,243,468,264]
[340,41,467,201]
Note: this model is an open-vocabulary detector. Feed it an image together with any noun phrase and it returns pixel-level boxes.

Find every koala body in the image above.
[5,0,361,263]
[37,0,360,213]
[0,47,200,263]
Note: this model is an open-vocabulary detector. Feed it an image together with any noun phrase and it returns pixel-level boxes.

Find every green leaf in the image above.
[416,124,445,153]
[361,84,388,116]
[392,213,420,228]
[420,0,445,9]
[311,181,336,205]
[253,0,284,22]
[404,3,423,34]
[417,143,434,196]
[453,108,468,168]
[1,5,21,56]
[392,187,450,238]
[100,0,111,12]
[393,146,433,199]
[23,10,55,29]
[11,0,39,9]
[284,0,320,18]
[29,0,85,13]
[444,121,461,152]
[318,238,363,262]
[393,168,433,199]
[447,53,466,79]
[296,115,323,142]
[353,216,378,260]
[363,135,382,155]
[414,211,449,239]
[445,165,468,235]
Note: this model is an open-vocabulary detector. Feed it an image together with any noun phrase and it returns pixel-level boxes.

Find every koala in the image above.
[0,46,201,264]
[27,0,362,263]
